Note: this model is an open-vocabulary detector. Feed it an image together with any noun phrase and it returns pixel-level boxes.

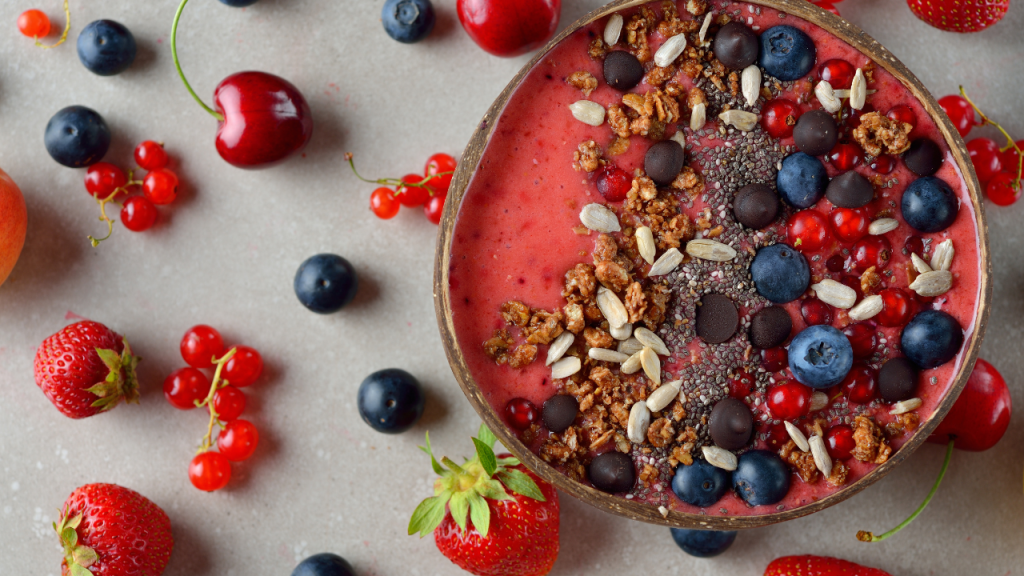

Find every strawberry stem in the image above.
[344,152,454,197]
[195,347,238,454]
[856,439,953,543]
[171,0,225,122]
[959,86,1022,189]
[35,0,71,49]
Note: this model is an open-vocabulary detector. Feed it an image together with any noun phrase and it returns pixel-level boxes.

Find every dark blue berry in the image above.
[294,254,359,314]
[900,310,964,369]
[777,152,829,208]
[732,450,790,507]
[670,528,737,558]
[901,176,959,233]
[77,20,136,76]
[750,243,810,304]
[291,553,355,576]
[788,325,853,389]
[44,106,111,168]
[671,459,730,508]
[381,0,436,44]
[758,25,816,81]
[219,0,260,6]
[358,369,425,434]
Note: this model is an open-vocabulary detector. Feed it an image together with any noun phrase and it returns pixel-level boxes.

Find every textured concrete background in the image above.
[0,1,1021,575]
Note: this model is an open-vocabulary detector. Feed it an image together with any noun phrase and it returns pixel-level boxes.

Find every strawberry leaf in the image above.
[477,424,498,449]
[497,469,546,502]
[62,527,78,547]
[68,564,93,576]
[420,432,445,475]
[479,478,513,502]
[95,348,122,373]
[72,545,98,567]
[408,492,450,537]
[467,491,491,538]
[496,456,520,468]
[448,492,469,532]
[472,437,498,477]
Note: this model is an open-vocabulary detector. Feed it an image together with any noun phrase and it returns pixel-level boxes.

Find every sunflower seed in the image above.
[670,130,687,148]
[784,421,809,452]
[627,401,651,443]
[636,226,656,264]
[930,239,954,271]
[646,380,682,412]
[655,34,687,67]
[545,331,575,366]
[809,391,829,412]
[634,327,670,356]
[890,398,922,415]
[909,270,952,297]
[850,68,867,110]
[690,102,707,131]
[580,203,620,233]
[648,248,684,276]
[741,65,761,107]
[604,13,623,45]
[848,294,883,321]
[640,347,661,385]
[718,109,758,131]
[551,356,581,379]
[569,101,606,127]
[702,446,738,471]
[597,286,628,328]
[610,322,633,341]
[686,239,737,261]
[698,11,713,43]
[658,506,669,518]
[834,88,878,98]
[810,279,856,309]
[621,350,643,374]
[814,80,841,113]
[618,337,644,355]
[911,253,932,274]
[868,218,899,235]
[809,435,832,478]
[589,347,630,363]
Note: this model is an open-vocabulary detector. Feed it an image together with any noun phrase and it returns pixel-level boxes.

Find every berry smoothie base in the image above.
[445,0,982,519]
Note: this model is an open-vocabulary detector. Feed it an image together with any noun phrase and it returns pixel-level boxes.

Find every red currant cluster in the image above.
[345,152,457,225]
[939,89,1023,206]
[84,141,180,246]
[163,325,264,492]
[809,0,844,16]
[17,2,69,48]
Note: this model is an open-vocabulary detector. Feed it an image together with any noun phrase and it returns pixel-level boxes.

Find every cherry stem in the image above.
[35,0,71,49]
[856,439,954,543]
[195,347,238,454]
[171,0,225,122]
[87,171,143,248]
[959,86,1022,187]
[344,152,454,197]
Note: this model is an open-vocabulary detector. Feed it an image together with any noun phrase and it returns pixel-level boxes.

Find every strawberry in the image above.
[409,425,560,576]
[55,483,173,576]
[765,555,892,576]
[907,0,1009,33]
[34,320,140,419]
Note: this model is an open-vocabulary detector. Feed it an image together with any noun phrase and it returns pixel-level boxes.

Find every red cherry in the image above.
[504,398,539,430]
[825,425,856,460]
[85,162,127,198]
[928,358,1011,451]
[825,254,845,273]
[213,72,313,168]
[818,59,855,89]
[596,165,631,202]
[841,364,878,403]
[213,386,247,422]
[761,347,788,372]
[134,141,169,171]
[457,0,561,57]
[181,325,225,369]
[163,367,211,410]
[217,419,260,462]
[877,287,912,327]
[870,155,895,175]
[767,381,812,421]
[842,323,877,358]
[396,174,430,208]
[18,9,50,38]
[967,138,1004,185]
[761,99,801,139]
[986,172,1021,206]
[424,193,447,225]
[827,143,863,171]
[120,196,158,232]
[829,208,870,242]
[788,210,832,252]
[998,140,1024,170]
[938,95,976,137]
[370,187,400,219]
[425,153,457,195]
[852,236,892,272]
[142,169,179,205]
[189,451,232,491]
[885,105,917,129]
[904,235,924,257]
[224,346,263,388]
[800,299,833,326]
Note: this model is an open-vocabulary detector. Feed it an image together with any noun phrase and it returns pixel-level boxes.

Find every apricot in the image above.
[0,168,27,287]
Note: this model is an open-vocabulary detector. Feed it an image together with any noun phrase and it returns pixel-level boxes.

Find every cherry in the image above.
[181,325,225,369]
[424,153,457,195]
[818,59,854,89]
[142,168,179,205]
[189,451,232,491]
[870,155,895,175]
[396,174,430,208]
[928,358,1011,451]
[213,385,247,422]
[986,172,1021,206]
[828,142,863,171]
[223,345,263,387]
[120,196,158,232]
[825,425,856,460]
[134,141,169,171]
[761,347,788,373]
[371,187,401,219]
[217,419,260,462]
[842,323,877,358]
[596,165,631,202]
[788,210,832,252]
[164,367,211,410]
[966,138,1003,185]
[841,364,878,403]
[825,254,845,273]
[938,95,976,137]
[85,162,127,198]
[767,381,812,421]
[424,192,447,225]
[801,299,833,326]
[885,105,917,129]
[761,99,801,139]
[18,9,51,38]
[456,0,561,57]
[829,208,869,243]
[904,235,924,257]
[504,398,539,430]
[877,287,912,327]
[852,236,892,272]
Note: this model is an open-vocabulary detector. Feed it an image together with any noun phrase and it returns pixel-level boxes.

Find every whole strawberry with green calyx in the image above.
[765,555,892,576]
[55,483,174,576]
[907,0,1009,33]
[409,425,560,576]
[34,320,141,419]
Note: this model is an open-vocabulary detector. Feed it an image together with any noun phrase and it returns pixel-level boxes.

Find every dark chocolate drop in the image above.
[749,306,793,349]
[696,293,739,344]
[589,451,636,493]
[645,140,686,186]
[603,50,644,92]
[793,109,838,157]
[903,138,944,177]
[733,184,780,230]
[826,171,875,208]
[542,395,578,433]
[879,357,919,402]
[709,397,754,451]
[713,22,759,70]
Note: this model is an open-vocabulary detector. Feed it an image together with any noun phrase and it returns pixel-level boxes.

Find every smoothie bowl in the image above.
[434,0,990,529]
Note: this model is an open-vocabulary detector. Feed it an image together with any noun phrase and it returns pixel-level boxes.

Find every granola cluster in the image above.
[852,112,913,157]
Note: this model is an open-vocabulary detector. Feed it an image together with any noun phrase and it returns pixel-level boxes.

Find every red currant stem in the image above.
[343,152,454,197]
[856,439,953,543]
[35,0,71,49]
[87,172,144,248]
[195,347,238,454]
[958,86,1022,186]
[171,0,225,122]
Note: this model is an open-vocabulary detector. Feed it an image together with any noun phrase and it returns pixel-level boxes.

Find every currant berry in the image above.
[134,140,169,171]
[189,451,232,491]
[840,364,878,403]
[829,208,869,243]
[938,95,976,137]
[85,162,127,198]
[217,419,260,462]
[142,168,178,205]
[870,155,895,175]
[761,347,788,373]
[120,196,158,232]
[788,210,832,252]
[838,275,864,303]
[825,254,845,273]
[812,1,840,16]
[840,103,874,131]
[764,422,791,451]
[825,425,856,460]
[18,9,50,38]
[163,367,211,410]
[827,143,863,171]
[986,172,1022,206]
[181,325,225,369]
[423,192,446,225]
[852,236,892,272]
[766,381,812,421]
[800,299,832,326]
[213,386,247,422]
[396,174,429,208]
[904,235,924,257]
[818,59,854,89]
[224,346,263,388]
[596,165,631,202]
[504,398,539,430]
[885,105,917,129]
[877,287,913,327]
[760,99,801,139]
[424,153,457,195]
[370,187,400,219]
[967,138,1004,185]
[730,372,755,399]
[999,140,1024,171]
[842,323,877,358]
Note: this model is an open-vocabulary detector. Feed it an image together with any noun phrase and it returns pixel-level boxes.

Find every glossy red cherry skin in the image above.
[457,0,561,57]
[214,71,313,169]
[840,364,878,403]
[886,105,917,130]
[826,425,856,460]
[767,381,812,421]
[818,58,854,89]
[928,358,1011,452]
[761,99,800,139]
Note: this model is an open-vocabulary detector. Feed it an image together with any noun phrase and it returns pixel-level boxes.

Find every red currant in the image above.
[761,347,788,373]
[838,274,864,301]
[842,323,878,358]
[424,153,457,195]
[17,9,50,38]
[142,169,179,205]
[998,140,1024,171]
[904,235,924,257]
[788,210,832,252]
[181,325,225,369]
[424,192,446,225]
[761,99,801,139]
[217,419,260,462]
[213,386,247,422]
[189,451,231,491]
[800,299,832,326]
[825,254,845,273]
[841,364,878,403]
[825,425,856,460]
[967,138,1004,185]
[877,287,913,327]
[938,95,976,137]
[120,196,158,232]
[370,187,400,219]
[134,141,169,171]
[224,346,263,388]
[818,59,854,89]
[827,143,863,171]
[764,422,791,450]
[85,162,127,199]
[812,1,840,16]
[163,367,210,410]
[396,174,429,208]
[767,381,812,421]
[986,172,1022,206]
[829,208,869,243]
[841,103,874,130]
[885,105,917,129]
[730,371,755,399]
[504,398,539,430]
[596,165,631,202]
[870,155,895,175]
[852,236,892,272]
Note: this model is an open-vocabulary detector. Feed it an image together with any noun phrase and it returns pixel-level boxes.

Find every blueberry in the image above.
[901,176,959,233]
[357,369,425,434]
[670,528,737,558]
[777,152,828,208]
[381,0,435,44]
[750,243,810,304]
[291,553,355,576]
[732,450,790,507]
[900,310,964,369]
[788,325,853,389]
[44,106,111,168]
[671,459,730,508]
[219,0,260,6]
[758,25,816,81]
[294,254,359,314]
[77,20,136,76]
